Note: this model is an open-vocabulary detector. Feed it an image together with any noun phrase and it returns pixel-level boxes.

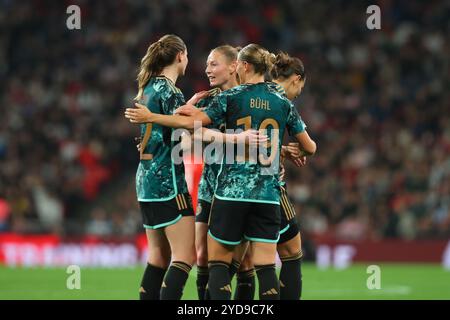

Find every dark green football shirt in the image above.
[135,76,189,201]
[266,82,297,188]
[204,82,306,204]
[196,88,225,203]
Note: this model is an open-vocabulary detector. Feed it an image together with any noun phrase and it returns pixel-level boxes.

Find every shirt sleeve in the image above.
[286,101,306,136]
[204,94,227,127]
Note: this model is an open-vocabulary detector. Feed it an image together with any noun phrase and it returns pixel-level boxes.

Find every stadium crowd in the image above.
[0,0,448,241]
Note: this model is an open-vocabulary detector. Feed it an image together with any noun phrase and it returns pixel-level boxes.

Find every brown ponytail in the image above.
[135,34,186,101]
[270,51,305,81]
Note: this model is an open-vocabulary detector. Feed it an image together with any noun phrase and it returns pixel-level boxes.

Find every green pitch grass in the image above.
[0,263,449,300]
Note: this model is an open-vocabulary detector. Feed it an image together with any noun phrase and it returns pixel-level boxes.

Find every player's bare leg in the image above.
[230,241,249,277]
[160,216,196,299]
[195,222,209,299]
[234,244,255,300]
[196,222,209,266]
[139,228,171,300]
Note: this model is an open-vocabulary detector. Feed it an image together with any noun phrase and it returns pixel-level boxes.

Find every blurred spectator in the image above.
[0,198,11,231]
[85,208,113,237]
[32,182,64,234]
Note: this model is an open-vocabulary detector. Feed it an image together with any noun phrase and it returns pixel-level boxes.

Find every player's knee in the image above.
[252,252,277,266]
[173,247,196,267]
[185,250,197,267]
[278,234,301,257]
[147,247,171,268]
[196,244,208,266]
[185,253,197,267]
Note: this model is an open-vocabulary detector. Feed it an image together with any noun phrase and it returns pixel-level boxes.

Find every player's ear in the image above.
[244,61,249,72]
[176,51,183,63]
[228,60,238,74]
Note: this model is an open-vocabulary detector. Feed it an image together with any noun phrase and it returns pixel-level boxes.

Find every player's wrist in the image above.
[146,112,155,123]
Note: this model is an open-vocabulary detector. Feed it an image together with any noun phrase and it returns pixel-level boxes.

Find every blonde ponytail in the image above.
[238,43,275,75]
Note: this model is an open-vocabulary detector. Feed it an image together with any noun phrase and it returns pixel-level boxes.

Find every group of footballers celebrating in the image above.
[124,34,317,300]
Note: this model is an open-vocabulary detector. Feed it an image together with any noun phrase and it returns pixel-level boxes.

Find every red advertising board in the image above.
[1,233,449,268]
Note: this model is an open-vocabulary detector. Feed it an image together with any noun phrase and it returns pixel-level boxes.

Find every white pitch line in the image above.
[305,286,412,296]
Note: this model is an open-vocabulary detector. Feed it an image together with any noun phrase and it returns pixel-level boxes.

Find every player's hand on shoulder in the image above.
[174,104,201,116]
[124,103,153,123]
[186,90,210,106]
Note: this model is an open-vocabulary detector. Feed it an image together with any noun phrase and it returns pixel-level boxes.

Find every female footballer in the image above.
[190,45,241,300]
[235,52,310,300]
[132,34,195,300]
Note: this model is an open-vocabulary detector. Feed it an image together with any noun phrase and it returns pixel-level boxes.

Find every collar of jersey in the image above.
[269,81,287,97]
[208,87,222,96]
[155,75,177,87]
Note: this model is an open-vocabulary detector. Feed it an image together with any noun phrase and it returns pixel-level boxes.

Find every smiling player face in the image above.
[205,50,234,88]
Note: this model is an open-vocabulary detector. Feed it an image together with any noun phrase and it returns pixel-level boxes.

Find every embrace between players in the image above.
[124,34,317,300]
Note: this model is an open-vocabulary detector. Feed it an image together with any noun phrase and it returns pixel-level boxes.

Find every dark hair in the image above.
[270,52,305,80]
[135,34,186,100]
[238,43,275,75]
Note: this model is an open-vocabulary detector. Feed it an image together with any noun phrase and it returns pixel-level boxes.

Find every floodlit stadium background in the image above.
[0,0,449,299]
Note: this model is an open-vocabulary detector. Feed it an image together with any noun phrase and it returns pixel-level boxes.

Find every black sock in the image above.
[229,259,241,280]
[255,264,280,300]
[280,251,303,300]
[204,284,211,300]
[196,266,209,300]
[208,261,232,300]
[299,262,303,299]
[139,263,167,300]
[160,261,192,300]
[234,269,255,300]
